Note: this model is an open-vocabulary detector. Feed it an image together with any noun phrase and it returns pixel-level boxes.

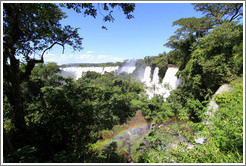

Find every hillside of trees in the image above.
[3,3,243,163]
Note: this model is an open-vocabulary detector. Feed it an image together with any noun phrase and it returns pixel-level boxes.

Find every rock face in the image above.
[128,110,149,128]
[206,84,232,117]
[195,84,232,144]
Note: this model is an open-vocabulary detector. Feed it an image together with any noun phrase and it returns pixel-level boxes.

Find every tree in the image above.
[60,3,135,29]
[165,17,213,70]
[193,3,243,25]
[3,3,81,142]
[164,3,243,122]
[171,17,214,40]
[180,22,243,100]
[3,3,135,147]
[166,3,243,70]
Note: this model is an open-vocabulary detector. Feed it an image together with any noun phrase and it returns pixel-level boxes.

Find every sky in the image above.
[44,2,204,65]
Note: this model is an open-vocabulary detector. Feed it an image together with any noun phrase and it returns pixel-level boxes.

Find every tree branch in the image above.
[229,4,242,22]
[20,42,65,82]
[41,42,65,62]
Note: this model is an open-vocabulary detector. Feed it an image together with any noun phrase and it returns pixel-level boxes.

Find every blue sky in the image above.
[45,3,204,65]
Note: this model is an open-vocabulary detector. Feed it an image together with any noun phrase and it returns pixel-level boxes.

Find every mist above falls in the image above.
[117,59,136,74]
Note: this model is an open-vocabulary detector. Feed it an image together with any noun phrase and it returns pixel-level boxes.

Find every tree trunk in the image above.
[3,128,13,154]
[6,56,29,146]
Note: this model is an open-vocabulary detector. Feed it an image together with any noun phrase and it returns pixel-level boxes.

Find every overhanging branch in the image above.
[41,42,65,61]
[20,42,65,82]
[229,4,243,22]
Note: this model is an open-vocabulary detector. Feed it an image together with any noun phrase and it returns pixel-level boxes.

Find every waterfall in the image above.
[59,63,180,100]
[59,64,135,80]
[161,67,179,99]
[152,67,159,85]
[60,60,137,80]
[162,67,179,90]
[141,66,159,99]
[141,66,151,85]
[141,66,179,100]
[60,66,119,80]
[60,67,84,80]
[102,66,119,74]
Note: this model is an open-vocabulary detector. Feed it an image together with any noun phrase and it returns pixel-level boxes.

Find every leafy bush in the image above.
[5,145,38,163]
[101,130,114,140]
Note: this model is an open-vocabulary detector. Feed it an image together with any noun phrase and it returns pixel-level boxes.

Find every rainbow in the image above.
[91,110,152,151]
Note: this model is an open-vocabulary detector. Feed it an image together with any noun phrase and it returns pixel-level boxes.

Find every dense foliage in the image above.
[3,2,135,162]
[3,2,135,143]
[4,63,145,162]
[133,3,243,163]
[180,22,243,99]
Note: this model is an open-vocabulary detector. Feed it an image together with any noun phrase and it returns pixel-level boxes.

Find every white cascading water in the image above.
[142,66,179,100]
[152,67,159,85]
[142,67,158,99]
[141,66,152,85]
[60,62,180,100]
[161,67,179,99]
[60,66,119,80]
[60,60,138,80]
[102,66,119,74]
[60,67,84,80]
[162,67,179,89]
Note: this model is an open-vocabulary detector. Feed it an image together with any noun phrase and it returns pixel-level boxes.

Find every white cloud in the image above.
[44,53,124,65]
[86,51,94,54]
[46,53,56,56]
[79,54,93,60]
[98,55,124,62]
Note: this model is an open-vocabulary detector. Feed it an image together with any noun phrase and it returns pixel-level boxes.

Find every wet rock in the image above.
[194,137,205,145]
[206,84,232,118]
